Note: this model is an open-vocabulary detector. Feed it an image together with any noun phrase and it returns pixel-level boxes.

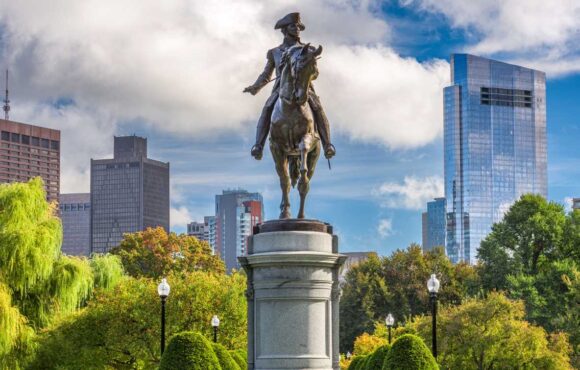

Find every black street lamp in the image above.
[385,313,395,344]
[427,274,440,358]
[158,278,170,355]
[211,315,220,343]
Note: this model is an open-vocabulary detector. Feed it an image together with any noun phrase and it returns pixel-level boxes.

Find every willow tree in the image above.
[0,179,124,367]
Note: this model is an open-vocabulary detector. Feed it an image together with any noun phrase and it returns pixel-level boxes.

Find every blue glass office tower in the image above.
[422,197,446,252]
[444,54,547,264]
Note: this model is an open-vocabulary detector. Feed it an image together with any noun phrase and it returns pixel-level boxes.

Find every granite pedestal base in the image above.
[239,219,346,370]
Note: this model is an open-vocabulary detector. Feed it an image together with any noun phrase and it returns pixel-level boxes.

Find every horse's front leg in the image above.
[297,137,312,219]
[271,144,291,219]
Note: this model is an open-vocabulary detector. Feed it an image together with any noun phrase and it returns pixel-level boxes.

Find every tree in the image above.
[31,271,247,369]
[111,227,225,278]
[478,194,567,290]
[353,332,387,355]
[382,334,438,370]
[0,179,124,368]
[408,292,572,369]
[340,245,479,351]
[159,331,221,370]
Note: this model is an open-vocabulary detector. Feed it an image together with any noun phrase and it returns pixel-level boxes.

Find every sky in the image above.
[0,0,579,256]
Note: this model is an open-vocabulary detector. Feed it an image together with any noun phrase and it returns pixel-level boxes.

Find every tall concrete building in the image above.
[573,198,580,211]
[0,119,60,201]
[187,215,216,252]
[90,136,169,253]
[60,193,91,256]
[215,190,263,271]
[422,197,446,252]
[444,54,547,264]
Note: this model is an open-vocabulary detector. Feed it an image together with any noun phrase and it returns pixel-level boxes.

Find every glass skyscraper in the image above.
[444,54,547,264]
[422,197,446,252]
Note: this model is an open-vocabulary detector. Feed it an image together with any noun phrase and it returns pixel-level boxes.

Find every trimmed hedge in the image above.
[229,350,246,370]
[159,331,222,370]
[236,349,247,363]
[365,344,390,370]
[348,355,364,370]
[212,343,241,370]
[382,334,438,370]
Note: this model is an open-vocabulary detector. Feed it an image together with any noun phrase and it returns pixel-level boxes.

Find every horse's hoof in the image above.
[279,210,292,219]
[297,213,305,219]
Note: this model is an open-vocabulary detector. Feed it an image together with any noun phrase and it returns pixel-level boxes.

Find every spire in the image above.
[2,70,9,120]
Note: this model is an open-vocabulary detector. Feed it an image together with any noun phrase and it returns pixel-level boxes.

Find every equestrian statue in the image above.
[244,12,335,219]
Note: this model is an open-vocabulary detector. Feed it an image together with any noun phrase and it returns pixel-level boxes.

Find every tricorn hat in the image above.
[275,12,305,30]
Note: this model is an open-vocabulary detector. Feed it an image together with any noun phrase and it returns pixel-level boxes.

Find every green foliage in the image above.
[0,282,34,369]
[408,292,572,369]
[229,350,246,370]
[347,355,365,370]
[0,178,61,294]
[213,342,241,370]
[90,254,124,290]
[478,194,567,290]
[353,332,387,355]
[32,271,247,369]
[382,334,438,370]
[340,245,479,352]
[111,227,225,278]
[364,344,390,370]
[159,331,222,370]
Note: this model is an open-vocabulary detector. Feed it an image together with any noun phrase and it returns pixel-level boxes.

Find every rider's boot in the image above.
[251,104,273,160]
[312,106,336,159]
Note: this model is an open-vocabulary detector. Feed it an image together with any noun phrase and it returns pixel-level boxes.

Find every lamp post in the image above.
[211,315,220,343]
[157,278,170,355]
[385,313,395,344]
[427,273,440,358]
[346,351,351,360]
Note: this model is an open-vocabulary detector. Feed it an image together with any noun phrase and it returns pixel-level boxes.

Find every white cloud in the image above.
[170,206,192,229]
[375,176,443,210]
[377,218,393,238]
[409,0,580,76]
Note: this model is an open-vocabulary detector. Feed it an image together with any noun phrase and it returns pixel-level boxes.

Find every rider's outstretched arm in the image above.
[245,50,275,94]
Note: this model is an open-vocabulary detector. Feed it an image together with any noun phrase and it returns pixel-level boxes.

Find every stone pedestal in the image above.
[239,219,346,370]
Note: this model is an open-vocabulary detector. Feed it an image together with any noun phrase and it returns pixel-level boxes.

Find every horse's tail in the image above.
[289,156,300,188]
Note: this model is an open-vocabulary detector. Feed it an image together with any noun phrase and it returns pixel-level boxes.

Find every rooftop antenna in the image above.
[2,70,9,120]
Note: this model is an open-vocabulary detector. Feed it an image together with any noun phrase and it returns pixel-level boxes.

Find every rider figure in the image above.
[244,12,336,160]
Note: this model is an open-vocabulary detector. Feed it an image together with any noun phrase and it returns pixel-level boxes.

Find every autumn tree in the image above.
[111,227,225,278]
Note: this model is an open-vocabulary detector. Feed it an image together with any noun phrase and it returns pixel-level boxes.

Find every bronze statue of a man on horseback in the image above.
[244,12,335,219]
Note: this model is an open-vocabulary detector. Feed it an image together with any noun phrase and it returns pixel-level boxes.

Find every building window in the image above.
[1,131,9,141]
[10,133,20,143]
[41,139,49,149]
[31,137,40,146]
[21,135,30,145]
[50,140,59,150]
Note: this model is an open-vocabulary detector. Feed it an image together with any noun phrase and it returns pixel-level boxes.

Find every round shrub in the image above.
[159,331,222,370]
[229,350,246,370]
[212,343,240,370]
[365,344,390,370]
[348,355,364,370]
[236,348,247,363]
[382,334,438,370]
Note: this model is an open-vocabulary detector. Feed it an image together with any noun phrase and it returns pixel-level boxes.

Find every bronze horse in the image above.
[270,44,323,219]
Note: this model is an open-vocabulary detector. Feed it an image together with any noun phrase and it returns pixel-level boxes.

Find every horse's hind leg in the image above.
[271,144,291,219]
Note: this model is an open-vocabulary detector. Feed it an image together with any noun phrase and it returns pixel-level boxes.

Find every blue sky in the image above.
[0,0,579,255]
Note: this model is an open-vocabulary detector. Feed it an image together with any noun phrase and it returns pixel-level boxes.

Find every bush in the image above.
[383,334,438,370]
[365,344,390,370]
[348,355,364,370]
[159,331,221,370]
[230,350,246,370]
[212,342,240,370]
[236,348,247,363]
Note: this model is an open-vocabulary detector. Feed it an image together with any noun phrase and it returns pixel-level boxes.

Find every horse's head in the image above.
[284,44,323,106]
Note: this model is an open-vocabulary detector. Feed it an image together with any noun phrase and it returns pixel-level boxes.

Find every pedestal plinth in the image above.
[238,219,346,370]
